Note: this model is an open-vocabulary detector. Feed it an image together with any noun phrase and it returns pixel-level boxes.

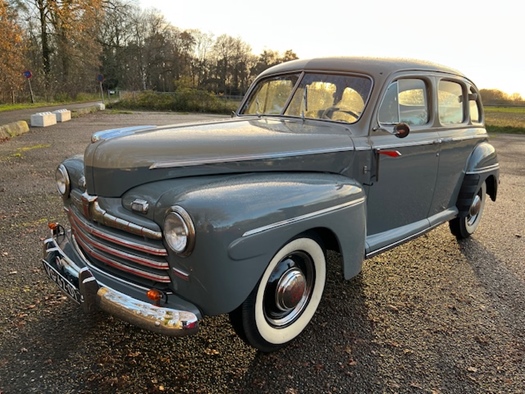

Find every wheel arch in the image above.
[485,173,498,202]
[458,141,499,214]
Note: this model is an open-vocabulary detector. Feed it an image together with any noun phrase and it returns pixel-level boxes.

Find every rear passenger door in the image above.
[429,80,487,217]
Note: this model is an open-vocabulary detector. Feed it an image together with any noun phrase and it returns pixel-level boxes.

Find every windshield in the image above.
[240,72,372,124]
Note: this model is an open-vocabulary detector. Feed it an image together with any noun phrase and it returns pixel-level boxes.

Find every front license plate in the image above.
[42,259,82,304]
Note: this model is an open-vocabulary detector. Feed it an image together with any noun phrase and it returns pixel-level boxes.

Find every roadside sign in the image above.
[23,70,35,103]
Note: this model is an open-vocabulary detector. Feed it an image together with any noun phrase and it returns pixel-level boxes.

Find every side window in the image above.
[378,79,428,126]
[438,80,464,125]
[469,86,482,124]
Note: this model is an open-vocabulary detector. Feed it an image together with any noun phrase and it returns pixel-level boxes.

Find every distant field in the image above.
[485,106,525,134]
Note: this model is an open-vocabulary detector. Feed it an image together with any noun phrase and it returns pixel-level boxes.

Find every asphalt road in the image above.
[0,111,524,393]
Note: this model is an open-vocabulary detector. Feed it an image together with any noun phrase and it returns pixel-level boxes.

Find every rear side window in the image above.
[438,80,464,125]
[378,79,429,126]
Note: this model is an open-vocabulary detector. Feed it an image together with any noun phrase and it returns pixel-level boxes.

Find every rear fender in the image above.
[458,142,499,215]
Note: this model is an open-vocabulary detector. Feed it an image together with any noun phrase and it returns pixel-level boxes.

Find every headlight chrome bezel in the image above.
[164,206,195,256]
[55,164,71,197]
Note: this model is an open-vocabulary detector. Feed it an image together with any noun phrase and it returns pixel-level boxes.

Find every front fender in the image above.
[153,172,366,316]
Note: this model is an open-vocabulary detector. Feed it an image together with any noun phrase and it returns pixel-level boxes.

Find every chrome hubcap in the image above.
[275,268,307,311]
[264,253,314,327]
[467,194,482,226]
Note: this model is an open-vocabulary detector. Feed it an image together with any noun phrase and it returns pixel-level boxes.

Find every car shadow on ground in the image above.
[458,237,525,339]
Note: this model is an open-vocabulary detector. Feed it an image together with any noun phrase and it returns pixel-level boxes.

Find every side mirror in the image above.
[394,123,410,138]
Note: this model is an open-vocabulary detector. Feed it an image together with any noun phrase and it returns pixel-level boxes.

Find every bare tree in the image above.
[188,29,214,87]
[98,0,139,90]
[19,0,104,98]
[210,34,253,95]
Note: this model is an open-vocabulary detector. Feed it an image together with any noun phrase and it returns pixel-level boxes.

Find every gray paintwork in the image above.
[45,56,499,324]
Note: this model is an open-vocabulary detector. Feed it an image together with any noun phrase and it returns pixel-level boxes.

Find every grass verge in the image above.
[485,106,525,134]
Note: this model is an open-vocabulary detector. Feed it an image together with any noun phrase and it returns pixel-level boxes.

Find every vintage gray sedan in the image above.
[42,57,499,352]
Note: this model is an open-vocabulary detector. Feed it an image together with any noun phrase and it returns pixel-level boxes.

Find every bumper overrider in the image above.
[42,226,199,336]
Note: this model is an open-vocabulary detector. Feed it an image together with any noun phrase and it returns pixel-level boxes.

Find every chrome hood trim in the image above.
[91,125,157,142]
[149,145,352,169]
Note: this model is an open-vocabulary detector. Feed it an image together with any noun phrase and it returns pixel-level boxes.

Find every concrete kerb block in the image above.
[0,121,29,139]
[53,109,71,122]
[31,112,57,127]
[95,102,106,111]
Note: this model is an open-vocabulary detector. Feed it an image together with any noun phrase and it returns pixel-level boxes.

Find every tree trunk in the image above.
[37,0,51,85]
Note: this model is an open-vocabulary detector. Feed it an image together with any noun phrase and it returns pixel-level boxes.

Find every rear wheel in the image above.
[229,236,326,352]
[449,182,486,239]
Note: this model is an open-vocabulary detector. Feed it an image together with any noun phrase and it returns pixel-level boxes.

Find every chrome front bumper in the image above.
[42,231,199,336]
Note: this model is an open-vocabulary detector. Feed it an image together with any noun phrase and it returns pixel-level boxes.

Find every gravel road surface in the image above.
[0,111,523,393]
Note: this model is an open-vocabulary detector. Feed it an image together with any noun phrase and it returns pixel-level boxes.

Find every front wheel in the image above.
[449,182,486,239]
[229,236,326,352]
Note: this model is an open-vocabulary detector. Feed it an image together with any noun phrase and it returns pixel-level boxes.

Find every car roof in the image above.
[258,56,465,79]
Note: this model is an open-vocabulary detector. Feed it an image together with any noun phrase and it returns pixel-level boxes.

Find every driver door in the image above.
[365,78,440,254]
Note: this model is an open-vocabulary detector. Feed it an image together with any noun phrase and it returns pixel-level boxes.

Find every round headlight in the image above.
[164,207,195,255]
[55,164,70,196]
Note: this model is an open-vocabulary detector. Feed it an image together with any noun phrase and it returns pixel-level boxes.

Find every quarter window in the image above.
[438,80,464,124]
[378,79,429,126]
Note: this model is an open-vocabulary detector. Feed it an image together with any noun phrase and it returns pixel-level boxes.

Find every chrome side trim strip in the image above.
[372,140,439,149]
[466,163,500,175]
[149,147,354,169]
[243,197,365,237]
[171,266,190,280]
[365,221,441,258]
[372,133,485,150]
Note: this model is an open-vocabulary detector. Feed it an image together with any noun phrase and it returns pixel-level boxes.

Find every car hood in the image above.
[84,117,355,197]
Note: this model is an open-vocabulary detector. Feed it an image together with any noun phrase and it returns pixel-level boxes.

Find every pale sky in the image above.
[138,0,524,98]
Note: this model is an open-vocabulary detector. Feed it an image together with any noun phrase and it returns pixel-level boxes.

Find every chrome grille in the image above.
[68,204,171,287]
